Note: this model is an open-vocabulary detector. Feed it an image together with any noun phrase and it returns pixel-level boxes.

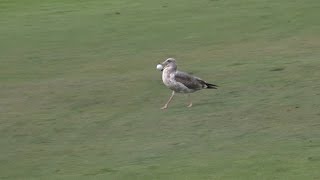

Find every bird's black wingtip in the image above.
[206,83,218,89]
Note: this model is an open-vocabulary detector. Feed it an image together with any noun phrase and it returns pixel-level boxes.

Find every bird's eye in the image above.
[167,60,171,63]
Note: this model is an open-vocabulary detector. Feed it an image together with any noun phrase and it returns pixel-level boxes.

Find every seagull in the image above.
[157,58,218,109]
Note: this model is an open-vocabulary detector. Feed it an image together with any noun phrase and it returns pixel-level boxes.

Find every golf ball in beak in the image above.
[156,64,163,71]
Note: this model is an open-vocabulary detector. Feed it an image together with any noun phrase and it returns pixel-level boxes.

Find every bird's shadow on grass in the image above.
[83,168,118,176]
[193,100,220,108]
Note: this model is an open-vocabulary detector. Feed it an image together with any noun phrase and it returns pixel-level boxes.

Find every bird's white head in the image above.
[159,58,177,71]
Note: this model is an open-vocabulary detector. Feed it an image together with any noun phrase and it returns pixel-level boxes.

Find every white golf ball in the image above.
[156,64,163,71]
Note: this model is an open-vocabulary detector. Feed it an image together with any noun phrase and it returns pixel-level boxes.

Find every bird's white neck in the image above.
[162,67,176,86]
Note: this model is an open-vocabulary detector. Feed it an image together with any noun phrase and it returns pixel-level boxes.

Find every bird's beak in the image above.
[160,63,164,71]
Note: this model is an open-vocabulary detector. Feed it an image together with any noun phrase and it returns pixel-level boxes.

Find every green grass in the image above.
[1,0,320,179]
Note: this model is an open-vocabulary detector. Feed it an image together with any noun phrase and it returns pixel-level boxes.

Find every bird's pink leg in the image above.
[187,94,193,108]
[161,91,175,109]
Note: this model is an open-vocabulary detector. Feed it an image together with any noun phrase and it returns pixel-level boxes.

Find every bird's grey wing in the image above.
[174,71,204,90]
